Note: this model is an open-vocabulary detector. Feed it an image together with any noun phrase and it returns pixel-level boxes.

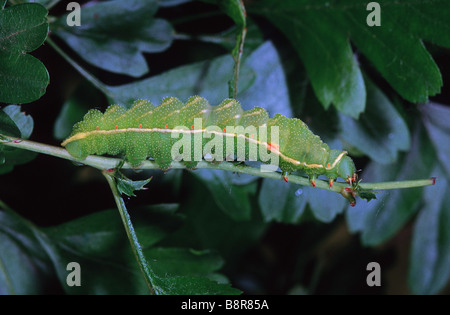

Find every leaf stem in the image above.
[44,0,61,10]
[45,37,114,99]
[0,135,436,194]
[172,32,235,45]
[229,1,247,99]
[357,178,436,191]
[102,172,156,295]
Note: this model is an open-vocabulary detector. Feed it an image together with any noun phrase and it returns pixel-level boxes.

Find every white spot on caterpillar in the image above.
[204,153,213,161]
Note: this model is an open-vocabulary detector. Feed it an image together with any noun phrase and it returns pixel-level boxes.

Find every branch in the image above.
[229,0,247,99]
[102,172,156,294]
[0,135,436,195]
[46,37,114,99]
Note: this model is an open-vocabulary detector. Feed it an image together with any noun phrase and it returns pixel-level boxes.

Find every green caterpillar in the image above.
[61,96,357,188]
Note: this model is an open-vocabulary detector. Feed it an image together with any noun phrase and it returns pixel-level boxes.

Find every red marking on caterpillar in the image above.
[96,126,99,131]
[191,125,194,130]
[12,139,23,144]
[223,128,226,132]
[311,180,316,187]
[431,177,436,185]
[165,124,168,128]
[139,124,142,128]
[329,179,334,188]
[266,142,279,151]
[251,134,254,138]
[115,125,118,129]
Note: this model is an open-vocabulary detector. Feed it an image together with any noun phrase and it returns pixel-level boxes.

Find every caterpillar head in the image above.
[338,155,357,186]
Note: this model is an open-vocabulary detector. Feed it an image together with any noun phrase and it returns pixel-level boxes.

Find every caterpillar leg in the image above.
[282,171,289,183]
[341,187,357,206]
[328,178,335,188]
[346,173,358,186]
[183,161,199,170]
[309,175,317,187]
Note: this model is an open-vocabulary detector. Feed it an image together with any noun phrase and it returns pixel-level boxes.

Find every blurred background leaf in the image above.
[51,0,174,77]
[0,105,36,175]
[339,77,410,164]
[408,165,450,295]
[0,208,54,294]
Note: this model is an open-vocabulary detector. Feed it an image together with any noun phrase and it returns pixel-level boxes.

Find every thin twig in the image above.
[0,136,436,194]
[46,37,115,99]
[102,172,156,295]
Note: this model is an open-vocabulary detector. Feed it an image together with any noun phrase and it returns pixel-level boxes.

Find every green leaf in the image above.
[1,204,240,295]
[334,0,447,103]
[107,40,286,113]
[0,209,53,294]
[41,204,184,294]
[249,0,449,113]
[41,201,239,294]
[163,179,267,261]
[258,177,346,224]
[2,105,34,139]
[45,204,182,256]
[191,169,253,221]
[237,41,293,118]
[0,3,49,103]
[145,247,224,277]
[258,179,307,223]
[145,247,240,293]
[408,165,450,295]
[115,175,152,197]
[0,107,21,138]
[0,3,48,53]
[421,102,450,178]
[152,274,240,295]
[358,190,377,202]
[107,52,255,107]
[0,105,36,175]
[339,77,410,164]
[52,0,173,77]
[346,125,436,246]
[18,0,61,8]
[105,40,287,108]
[249,0,365,117]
